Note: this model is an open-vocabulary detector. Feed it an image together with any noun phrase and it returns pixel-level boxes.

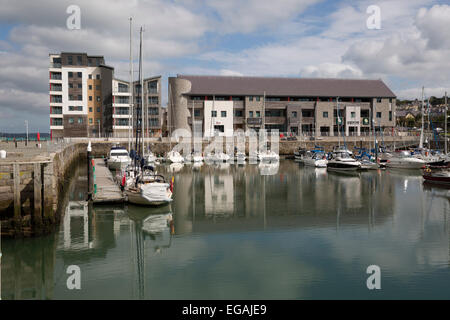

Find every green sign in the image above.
[362,117,369,125]
[336,118,343,125]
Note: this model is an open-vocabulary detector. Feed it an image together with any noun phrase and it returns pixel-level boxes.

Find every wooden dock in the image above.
[92,159,124,204]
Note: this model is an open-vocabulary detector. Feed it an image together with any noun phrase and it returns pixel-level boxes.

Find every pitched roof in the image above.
[177,75,396,98]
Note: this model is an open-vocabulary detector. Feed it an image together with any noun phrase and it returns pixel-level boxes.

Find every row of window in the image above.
[208,110,390,119]
[89,107,101,113]
[67,72,101,80]
[191,96,394,103]
[88,84,101,91]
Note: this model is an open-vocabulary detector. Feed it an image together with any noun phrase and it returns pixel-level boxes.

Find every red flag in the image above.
[121,173,126,187]
[37,132,40,141]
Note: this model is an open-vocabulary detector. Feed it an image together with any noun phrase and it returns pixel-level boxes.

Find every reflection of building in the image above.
[168,75,397,137]
[204,174,234,217]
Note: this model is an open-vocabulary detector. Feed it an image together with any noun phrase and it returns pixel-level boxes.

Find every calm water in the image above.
[1,161,449,299]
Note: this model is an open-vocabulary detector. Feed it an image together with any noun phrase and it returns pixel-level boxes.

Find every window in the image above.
[77,72,82,78]
[376,112,382,118]
[351,112,356,118]
[323,111,328,118]
[89,75,92,79]
[389,111,392,121]
[78,117,83,124]
[376,98,382,103]
[389,98,393,103]
[96,74,100,80]
[68,118,74,124]
[78,83,82,89]
[256,96,260,102]
[148,118,159,127]
[211,111,217,117]
[149,107,159,115]
[52,118,63,126]
[148,81,158,94]
[256,111,260,118]
[96,85,100,90]
[97,107,100,113]
[221,111,227,117]
[249,111,253,118]
[89,107,93,112]
[192,96,202,101]
[51,106,62,114]
[69,83,73,88]
[194,109,200,117]
[118,83,128,92]
[77,55,82,65]
[69,94,73,100]
[117,118,130,126]
[96,96,100,102]
[148,96,159,105]
[235,110,243,117]
[249,96,253,101]
[69,106,82,111]
[292,111,297,118]
[89,85,92,90]
[68,72,73,78]
[89,118,93,124]
[117,96,129,104]
[78,95,82,101]
[89,96,92,101]
[68,56,73,65]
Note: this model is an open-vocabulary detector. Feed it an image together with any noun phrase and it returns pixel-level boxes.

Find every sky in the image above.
[0,0,449,133]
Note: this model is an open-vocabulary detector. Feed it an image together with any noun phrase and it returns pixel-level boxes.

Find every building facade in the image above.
[49,52,162,138]
[168,75,397,137]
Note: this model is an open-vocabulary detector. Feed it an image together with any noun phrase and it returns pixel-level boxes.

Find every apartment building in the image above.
[105,76,162,138]
[49,52,162,138]
[168,75,397,137]
[49,52,113,138]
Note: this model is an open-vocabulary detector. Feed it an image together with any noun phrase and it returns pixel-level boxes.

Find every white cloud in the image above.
[300,62,363,78]
[415,4,450,49]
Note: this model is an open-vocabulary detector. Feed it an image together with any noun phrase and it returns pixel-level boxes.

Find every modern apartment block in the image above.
[49,52,113,138]
[105,76,162,138]
[168,75,397,137]
[49,52,162,138]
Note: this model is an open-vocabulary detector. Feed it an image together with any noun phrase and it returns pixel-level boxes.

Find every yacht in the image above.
[301,150,327,168]
[327,151,361,171]
[205,152,231,163]
[107,146,132,170]
[423,169,450,186]
[125,169,173,206]
[184,152,204,163]
[294,147,307,161]
[385,151,426,169]
[167,150,184,163]
[258,150,280,162]
[146,151,157,163]
[235,151,247,162]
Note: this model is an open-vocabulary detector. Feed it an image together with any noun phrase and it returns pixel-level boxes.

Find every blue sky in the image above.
[0,0,449,133]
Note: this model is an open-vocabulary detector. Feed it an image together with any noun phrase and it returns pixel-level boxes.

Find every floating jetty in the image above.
[92,159,124,204]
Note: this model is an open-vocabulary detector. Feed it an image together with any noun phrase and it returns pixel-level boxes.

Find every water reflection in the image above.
[2,161,449,299]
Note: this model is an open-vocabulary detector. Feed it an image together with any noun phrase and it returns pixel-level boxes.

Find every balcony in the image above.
[247,118,262,125]
[301,116,315,123]
[50,62,61,68]
[265,116,286,125]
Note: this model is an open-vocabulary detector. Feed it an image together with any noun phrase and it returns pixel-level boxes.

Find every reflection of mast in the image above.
[134,220,145,299]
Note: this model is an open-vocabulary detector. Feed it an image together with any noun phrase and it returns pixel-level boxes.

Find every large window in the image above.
[115,107,129,115]
[116,118,129,126]
[235,110,243,117]
[117,96,129,104]
[52,118,63,126]
[256,111,260,118]
[149,118,159,127]
[118,83,129,92]
[249,111,253,118]
[351,112,356,118]
[148,81,158,94]
[148,96,159,105]
[51,107,62,114]
[149,107,159,115]
[69,106,83,111]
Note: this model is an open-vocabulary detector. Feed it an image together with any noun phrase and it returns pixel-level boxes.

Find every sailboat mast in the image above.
[419,86,424,148]
[140,27,145,159]
[445,91,448,154]
[128,17,133,152]
[337,96,340,148]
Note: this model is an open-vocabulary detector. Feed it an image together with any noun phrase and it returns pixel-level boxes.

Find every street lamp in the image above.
[97,120,100,138]
[24,120,28,146]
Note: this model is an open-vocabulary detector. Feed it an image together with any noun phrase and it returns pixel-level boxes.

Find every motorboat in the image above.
[332,145,353,156]
[205,152,231,163]
[125,170,173,206]
[360,159,379,170]
[385,151,426,169]
[327,151,361,171]
[107,146,132,170]
[258,150,279,162]
[167,150,184,163]
[184,152,204,163]
[294,147,307,161]
[300,150,327,168]
[146,151,157,163]
[235,151,247,162]
[423,169,450,186]
[413,148,447,166]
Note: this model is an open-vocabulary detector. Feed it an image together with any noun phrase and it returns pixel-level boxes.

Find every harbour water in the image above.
[1,160,449,299]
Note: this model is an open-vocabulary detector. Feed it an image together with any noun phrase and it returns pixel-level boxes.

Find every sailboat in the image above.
[124,26,173,206]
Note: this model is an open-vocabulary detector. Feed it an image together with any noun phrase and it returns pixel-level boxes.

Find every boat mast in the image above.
[419,86,424,148]
[445,91,448,154]
[337,96,341,148]
[140,27,145,159]
[128,17,133,152]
